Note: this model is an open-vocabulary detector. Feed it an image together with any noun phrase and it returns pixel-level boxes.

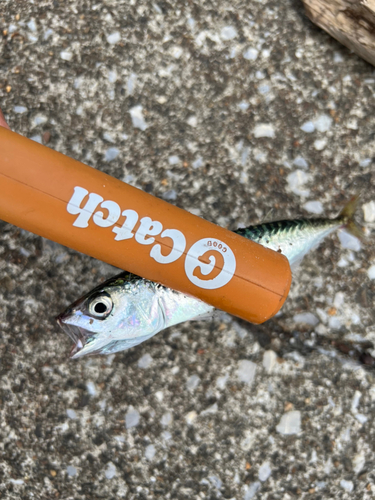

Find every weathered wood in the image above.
[302,0,375,67]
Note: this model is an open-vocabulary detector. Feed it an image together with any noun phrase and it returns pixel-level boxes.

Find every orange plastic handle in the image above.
[0,128,291,323]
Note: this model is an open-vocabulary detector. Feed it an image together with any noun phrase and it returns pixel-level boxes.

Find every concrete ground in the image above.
[0,0,375,498]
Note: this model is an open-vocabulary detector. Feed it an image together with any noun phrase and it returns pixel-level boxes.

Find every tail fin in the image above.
[338,194,364,241]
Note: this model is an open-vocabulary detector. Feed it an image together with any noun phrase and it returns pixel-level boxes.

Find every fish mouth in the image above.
[56,315,94,359]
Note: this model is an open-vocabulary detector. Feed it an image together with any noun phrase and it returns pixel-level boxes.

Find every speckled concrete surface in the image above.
[0,1,375,499]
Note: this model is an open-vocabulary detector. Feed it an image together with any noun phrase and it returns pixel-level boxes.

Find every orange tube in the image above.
[0,128,291,323]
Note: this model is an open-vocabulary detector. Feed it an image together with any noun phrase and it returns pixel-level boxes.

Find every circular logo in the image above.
[184,238,236,290]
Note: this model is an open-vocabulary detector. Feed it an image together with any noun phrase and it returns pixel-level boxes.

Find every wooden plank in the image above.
[302,0,375,66]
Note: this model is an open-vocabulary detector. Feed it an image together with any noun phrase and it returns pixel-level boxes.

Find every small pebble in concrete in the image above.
[66,465,77,477]
[367,265,375,280]
[32,114,47,126]
[170,46,183,58]
[104,147,119,162]
[14,105,28,114]
[258,462,272,482]
[355,413,368,424]
[186,374,201,392]
[27,19,37,31]
[185,411,197,425]
[103,132,115,143]
[303,200,323,214]
[237,360,256,385]
[287,170,310,197]
[66,409,77,420]
[351,312,360,325]
[30,135,42,144]
[155,391,163,402]
[263,350,277,374]
[314,114,332,132]
[238,101,249,111]
[201,403,218,415]
[293,312,319,326]
[241,147,250,166]
[60,51,73,61]
[108,70,117,83]
[243,48,258,60]
[338,231,361,251]
[359,158,371,167]
[107,32,121,44]
[258,84,270,94]
[244,481,261,499]
[293,156,308,169]
[138,353,153,369]
[168,155,180,165]
[233,321,248,339]
[55,252,68,264]
[362,201,375,222]
[105,462,116,479]
[276,411,301,435]
[340,479,354,493]
[209,475,222,489]
[163,190,177,201]
[125,406,140,429]
[337,257,348,267]
[127,73,137,95]
[145,444,156,461]
[192,156,203,169]
[220,26,237,40]
[333,292,345,308]
[187,115,197,127]
[314,139,327,151]
[129,105,148,131]
[334,52,344,62]
[160,412,173,427]
[300,121,315,133]
[347,119,358,130]
[216,373,229,390]
[253,124,275,138]
[353,452,366,474]
[86,381,96,396]
[161,431,172,441]
[328,316,342,330]
[351,390,362,413]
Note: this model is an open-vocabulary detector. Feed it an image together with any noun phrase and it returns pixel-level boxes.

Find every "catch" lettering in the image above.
[66,186,236,288]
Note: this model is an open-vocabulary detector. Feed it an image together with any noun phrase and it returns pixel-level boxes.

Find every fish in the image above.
[235,195,362,267]
[57,196,362,358]
[57,272,214,359]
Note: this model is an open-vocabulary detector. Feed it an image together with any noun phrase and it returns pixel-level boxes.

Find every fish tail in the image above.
[338,194,364,241]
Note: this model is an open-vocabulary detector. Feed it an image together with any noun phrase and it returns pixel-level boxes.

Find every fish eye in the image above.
[88,294,113,319]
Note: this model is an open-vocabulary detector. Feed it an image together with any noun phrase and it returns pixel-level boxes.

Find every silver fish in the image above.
[235,195,362,266]
[57,196,362,358]
[57,273,213,358]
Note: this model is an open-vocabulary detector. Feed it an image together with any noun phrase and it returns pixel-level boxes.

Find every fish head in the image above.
[56,274,165,359]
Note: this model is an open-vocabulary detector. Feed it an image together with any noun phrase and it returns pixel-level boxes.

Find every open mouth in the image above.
[56,315,92,358]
